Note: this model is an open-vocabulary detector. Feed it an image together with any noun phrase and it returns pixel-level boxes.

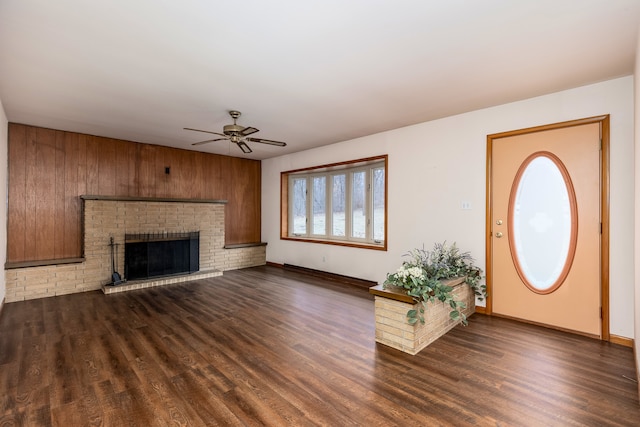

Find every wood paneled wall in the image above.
[7,123,261,263]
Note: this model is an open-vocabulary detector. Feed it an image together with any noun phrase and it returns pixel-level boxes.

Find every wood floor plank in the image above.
[126,362,201,427]
[0,265,638,426]
[47,335,82,408]
[170,369,245,426]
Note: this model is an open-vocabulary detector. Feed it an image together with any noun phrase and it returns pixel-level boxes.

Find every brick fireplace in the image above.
[4,196,267,301]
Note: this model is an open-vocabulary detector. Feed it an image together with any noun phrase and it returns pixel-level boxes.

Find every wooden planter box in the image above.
[369,277,475,355]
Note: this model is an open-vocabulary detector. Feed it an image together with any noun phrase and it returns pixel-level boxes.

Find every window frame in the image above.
[280,155,388,251]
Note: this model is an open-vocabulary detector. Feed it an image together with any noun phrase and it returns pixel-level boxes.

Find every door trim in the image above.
[485,115,610,340]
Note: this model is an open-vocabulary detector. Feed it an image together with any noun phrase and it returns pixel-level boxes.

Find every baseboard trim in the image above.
[475,305,487,314]
[266,261,284,268]
[283,264,377,290]
[609,334,634,348]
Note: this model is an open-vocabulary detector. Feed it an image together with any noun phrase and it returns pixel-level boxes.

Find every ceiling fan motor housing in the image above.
[223,124,244,135]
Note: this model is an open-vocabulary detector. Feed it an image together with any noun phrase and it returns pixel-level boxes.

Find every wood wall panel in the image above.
[54,131,65,258]
[114,138,133,196]
[226,157,261,244]
[7,123,262,263]
[35,127,56,260]
[76,133,88,200]
[85,135,100,196]
[136,143,155,198]
[24,126,38,258]
[7,124,26,261]
[204,154,225,199]
[64,132,81,258]
[157,146,171,198]
[101,138,119,195]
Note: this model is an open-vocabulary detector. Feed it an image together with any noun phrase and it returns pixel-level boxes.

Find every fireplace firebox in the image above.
[125,232,199,281]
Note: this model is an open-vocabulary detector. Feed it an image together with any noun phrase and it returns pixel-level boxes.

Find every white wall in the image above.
[263,76,635,339]
[633,27,640,385]
[0,98,7,308]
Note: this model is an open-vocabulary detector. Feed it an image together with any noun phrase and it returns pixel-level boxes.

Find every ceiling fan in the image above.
[184,110,287,154]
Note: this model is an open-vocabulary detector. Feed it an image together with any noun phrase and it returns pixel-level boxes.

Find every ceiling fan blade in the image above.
[184,127,227,137]
[240,126,259,136]
[192,138,227,146]
[246,137,287,147]
[237,141,253,153]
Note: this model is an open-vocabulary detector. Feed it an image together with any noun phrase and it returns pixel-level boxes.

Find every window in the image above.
[291,177,307,234]
[281,155,387,250]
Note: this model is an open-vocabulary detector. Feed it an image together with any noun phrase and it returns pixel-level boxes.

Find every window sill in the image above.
[281,236,386,251]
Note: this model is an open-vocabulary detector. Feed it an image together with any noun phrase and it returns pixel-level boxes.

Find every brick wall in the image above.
[373,278,475,355]
[4,197,266,302]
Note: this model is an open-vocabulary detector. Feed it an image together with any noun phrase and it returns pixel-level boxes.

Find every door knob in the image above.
[496,219,503,225]
[496,232,503,238]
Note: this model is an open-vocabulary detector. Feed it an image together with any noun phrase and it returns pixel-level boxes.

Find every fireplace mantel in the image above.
[80,195,227,204]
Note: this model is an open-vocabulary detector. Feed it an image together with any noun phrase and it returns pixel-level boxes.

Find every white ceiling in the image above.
[0,1,639,160]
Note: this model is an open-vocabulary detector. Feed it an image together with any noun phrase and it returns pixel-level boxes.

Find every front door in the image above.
[487,116,608,338]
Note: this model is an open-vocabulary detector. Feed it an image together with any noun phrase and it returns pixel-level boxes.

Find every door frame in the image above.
[484,115,610,340]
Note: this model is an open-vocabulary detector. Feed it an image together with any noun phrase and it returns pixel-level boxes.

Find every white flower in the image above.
[396,265,424,281]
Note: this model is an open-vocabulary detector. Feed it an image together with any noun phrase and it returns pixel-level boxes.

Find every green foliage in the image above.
[384,242,487,326]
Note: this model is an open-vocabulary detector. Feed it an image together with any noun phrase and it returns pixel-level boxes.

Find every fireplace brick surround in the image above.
[4,196,266,302]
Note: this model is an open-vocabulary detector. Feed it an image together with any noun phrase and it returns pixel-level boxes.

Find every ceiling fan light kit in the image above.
[185,110,287,154]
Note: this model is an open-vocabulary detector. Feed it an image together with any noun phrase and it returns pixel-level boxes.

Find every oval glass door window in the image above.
[508,152,578,294]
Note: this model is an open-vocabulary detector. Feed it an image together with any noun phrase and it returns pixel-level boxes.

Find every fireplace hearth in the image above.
[125,232,199,281]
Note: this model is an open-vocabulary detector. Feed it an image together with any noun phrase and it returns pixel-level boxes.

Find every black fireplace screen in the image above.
[124,232,199,281]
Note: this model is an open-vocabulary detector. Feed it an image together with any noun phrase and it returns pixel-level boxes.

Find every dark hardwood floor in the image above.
[0,265,638,426]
